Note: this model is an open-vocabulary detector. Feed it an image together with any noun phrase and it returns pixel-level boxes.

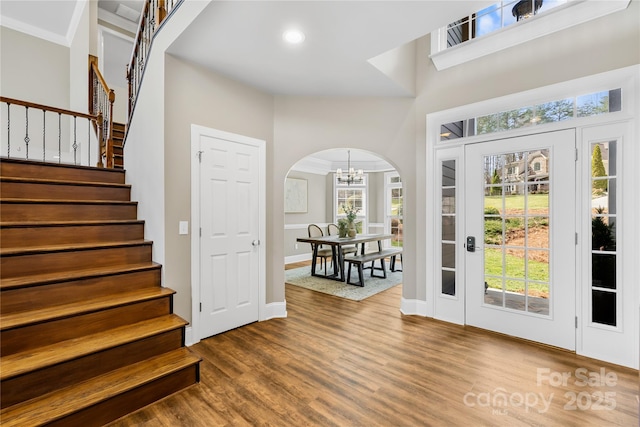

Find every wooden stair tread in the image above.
[0,239,152,256]
[0,287,175,331]
[0,348,200,427]
[0,176,131,189]
[0,219,144,228]
[0,314,188,380]
[0,262,161,290]
[0,198,136,205]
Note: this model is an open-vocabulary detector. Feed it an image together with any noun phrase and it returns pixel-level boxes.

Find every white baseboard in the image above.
[285,253,312,264]
[185,302,287,347]
[184,326,197,346]
[263,301,288,320]
[400,298,428,317]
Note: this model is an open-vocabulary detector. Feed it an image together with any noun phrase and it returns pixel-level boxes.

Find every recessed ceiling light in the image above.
[283,29,305,44]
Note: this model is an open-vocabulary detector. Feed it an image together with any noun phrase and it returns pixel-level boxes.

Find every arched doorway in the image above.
[283,148,403,301]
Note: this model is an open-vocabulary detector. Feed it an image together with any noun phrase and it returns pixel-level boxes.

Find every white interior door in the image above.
[465,129,576,350]
[198,133,261,339]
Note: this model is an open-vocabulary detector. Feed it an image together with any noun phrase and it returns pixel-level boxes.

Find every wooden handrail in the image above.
[1,97,96,121]
[1,96,106,167]
[88,55,115,168]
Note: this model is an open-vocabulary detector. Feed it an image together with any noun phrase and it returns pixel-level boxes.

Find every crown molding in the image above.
[0,0,86,47]
[291,156,394,175]
[0,15,70,46]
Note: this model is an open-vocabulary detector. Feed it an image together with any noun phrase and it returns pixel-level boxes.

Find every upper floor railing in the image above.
[1,97,107,167]
[127,0,182,125]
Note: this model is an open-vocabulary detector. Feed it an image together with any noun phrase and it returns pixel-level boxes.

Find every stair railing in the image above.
[126,0,182,129]
[89,55,115,168]
[1,96,106,168]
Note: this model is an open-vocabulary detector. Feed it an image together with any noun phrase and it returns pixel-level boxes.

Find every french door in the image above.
[464,129,576,350]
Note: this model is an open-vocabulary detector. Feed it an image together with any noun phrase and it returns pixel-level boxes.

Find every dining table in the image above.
[296,233,393,282]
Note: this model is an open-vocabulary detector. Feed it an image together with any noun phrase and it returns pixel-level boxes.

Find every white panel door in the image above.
[465,129,576,350]
[199,134,260,338]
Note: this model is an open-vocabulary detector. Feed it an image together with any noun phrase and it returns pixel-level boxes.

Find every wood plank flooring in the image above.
[110,263,638,426]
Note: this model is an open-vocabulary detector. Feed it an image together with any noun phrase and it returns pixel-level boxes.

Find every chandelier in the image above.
[336,150,363,185]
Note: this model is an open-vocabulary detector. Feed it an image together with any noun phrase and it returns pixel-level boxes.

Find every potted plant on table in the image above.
[337,218,349,238]
[341,203,360,238]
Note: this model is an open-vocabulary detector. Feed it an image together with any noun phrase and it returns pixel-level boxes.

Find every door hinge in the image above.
[575,316,578,328]
[200,302,202,312]
[575,232,578,245]
[196,150,203,162]
[199,227,202,237]
[575,148,578,162]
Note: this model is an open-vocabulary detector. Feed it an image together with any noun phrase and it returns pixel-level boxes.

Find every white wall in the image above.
[163,54,274,322]
[413,0,640,301]
[0,27,70,107]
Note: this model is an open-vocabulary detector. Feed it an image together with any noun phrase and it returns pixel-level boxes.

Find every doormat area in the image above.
[285,266,402,301]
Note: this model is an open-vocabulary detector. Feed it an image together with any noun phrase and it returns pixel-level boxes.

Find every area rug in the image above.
[285,266,402,301]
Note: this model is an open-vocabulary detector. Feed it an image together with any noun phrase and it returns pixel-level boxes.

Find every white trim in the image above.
[284,223,328,230]
[0,0,86,46]
[0,15,70,46]
[285,253,312,264]
[263,301,288,320]
[400,298,428,317]
[65,0,86,44]
[184,326,194,346]
[426,65,639,368]
[190,125,267,344]
[430,0,631,71]
[427,66,639,147]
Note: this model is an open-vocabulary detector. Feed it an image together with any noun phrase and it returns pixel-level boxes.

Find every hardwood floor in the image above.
[111,263,638,426]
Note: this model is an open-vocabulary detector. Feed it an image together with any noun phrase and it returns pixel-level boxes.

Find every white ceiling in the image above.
[0,0,488,167]
[167,1,486,97]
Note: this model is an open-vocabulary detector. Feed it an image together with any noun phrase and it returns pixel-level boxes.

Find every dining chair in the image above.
[308,224,333,275]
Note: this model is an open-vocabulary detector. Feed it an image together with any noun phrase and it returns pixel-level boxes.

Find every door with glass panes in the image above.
[464,129,576,350]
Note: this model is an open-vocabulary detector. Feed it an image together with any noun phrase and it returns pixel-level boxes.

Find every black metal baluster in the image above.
[6,103,10,157]
[24,106,30,159]
[42,109,46,161]
[73,116,78,164]
[58,112,61,163]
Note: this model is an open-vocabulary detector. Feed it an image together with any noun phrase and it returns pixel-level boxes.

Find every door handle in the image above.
[466,236,475,252]
[252,240,260,246]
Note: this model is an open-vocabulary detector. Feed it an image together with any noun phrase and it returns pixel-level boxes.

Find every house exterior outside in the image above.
[1,1,639,369]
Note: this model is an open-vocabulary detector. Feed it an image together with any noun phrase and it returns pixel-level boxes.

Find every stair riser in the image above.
[1,297,172,355]
[47,366,199,427]
[1,329,184,407]
[0,181,131,201]
[0,244,152,279]
[0,202,137,222]
[0,223,144,248]
[0,160,125,184]
[1,268,161,313]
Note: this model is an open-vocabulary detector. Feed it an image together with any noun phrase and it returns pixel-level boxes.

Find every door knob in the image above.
[252,240,260,246]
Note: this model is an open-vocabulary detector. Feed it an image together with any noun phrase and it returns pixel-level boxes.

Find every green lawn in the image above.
[484,194,549,212]
[484,248,549,297]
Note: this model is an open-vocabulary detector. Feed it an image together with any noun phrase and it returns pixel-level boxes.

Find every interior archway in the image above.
[283,148,404,302]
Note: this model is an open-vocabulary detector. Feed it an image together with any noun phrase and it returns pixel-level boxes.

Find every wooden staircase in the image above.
[0,158,201,426]
[112,122,125,169]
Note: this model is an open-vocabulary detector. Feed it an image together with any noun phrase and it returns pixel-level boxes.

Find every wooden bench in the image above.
[344,248,403,287]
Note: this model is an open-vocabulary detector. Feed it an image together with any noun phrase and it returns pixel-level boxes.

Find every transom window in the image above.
[440,88,622,142]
